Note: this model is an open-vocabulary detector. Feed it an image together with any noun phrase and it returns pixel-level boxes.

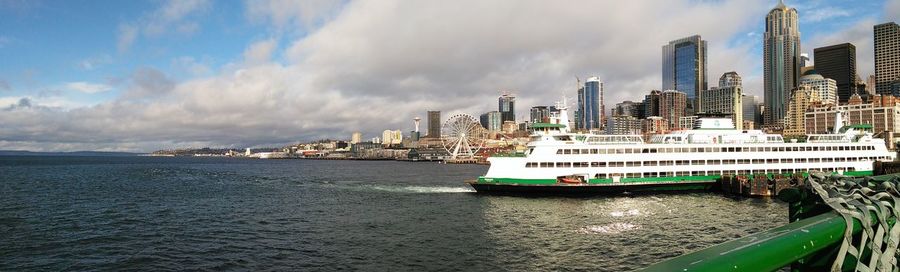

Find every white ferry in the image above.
[467,103,896,194]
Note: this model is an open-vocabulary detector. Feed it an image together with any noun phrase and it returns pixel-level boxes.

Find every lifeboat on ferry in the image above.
[557,175,585,184]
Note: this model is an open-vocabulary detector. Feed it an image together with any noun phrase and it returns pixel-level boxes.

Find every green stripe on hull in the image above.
[475,170,874,186]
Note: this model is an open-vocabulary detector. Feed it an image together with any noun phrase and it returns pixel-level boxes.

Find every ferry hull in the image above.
[466,180,716,195]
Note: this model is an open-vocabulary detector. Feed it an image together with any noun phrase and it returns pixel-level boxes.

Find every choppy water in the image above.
[0,156,787,271]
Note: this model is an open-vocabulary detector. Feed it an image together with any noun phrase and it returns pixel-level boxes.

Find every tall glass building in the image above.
[578,77,604,130]
[498,94,515,123]
[662,35,707,113]
[764,0,801,126]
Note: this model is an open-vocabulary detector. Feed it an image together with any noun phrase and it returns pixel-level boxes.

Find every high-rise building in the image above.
[867,75,877,95]
[613,101,644,118]
[700,73,743,129]
[742,95,760,128]
[643,90,661,117]
[426,111,441,138]
[498,94,516,123]
[784,85,817,136]
[799,71,837,105]
[350,132,362,144]
[530,106,550,123]
[605,116,641,135]
[659,90,687,129]
[875,22,900,95]
[479,111,502,131]
[800,53,811,67]
[813,43,856,104]
[719,71,742,88]
[764,0,801,126]
[662,35,708,112]
[578,77,604,130]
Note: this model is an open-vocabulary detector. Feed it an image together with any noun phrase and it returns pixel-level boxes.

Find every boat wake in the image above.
[579,223,641,235]
[369,185,475,194]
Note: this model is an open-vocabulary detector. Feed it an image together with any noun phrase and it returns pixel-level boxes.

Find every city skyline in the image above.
[1,1,899,151]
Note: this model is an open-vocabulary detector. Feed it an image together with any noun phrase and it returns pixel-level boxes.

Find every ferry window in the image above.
[796,158,807,163]
[691,171,703,176]
[575,162,589,167]
[707,160,720,165]
[526,162,535,168]
[643,161,657,166]
[572,149,580,155]
[676,160,689,166]
[596,173,607,179]
[810,158,820,163]
[706,147,715,152]
[676,171,689,176]
[752,159,763,164]
[660,161,673,166]
[627,173,640,178]
[765,159,776,163]
[692,160,706,165]
[563,149,571,154]
[780,158,792,163]
[644,172,656,177]
[737,170,750,175]
[834,158,845,162]
[540,162,551,168]
[556,149,563,154]
[664,148,673,153]
[591,162,605,167]
[738,159,750,164]
[724,159,736,164]
[823,158,834,162]
[650,148,658,153]
[612,162,625,167]
[582,149,590,154]
[599,149,607,154]
[626,162,639,167]
[591,149,598,154]
[625,149,633,154]
[554,136,572,141]
[556,162,571,168]
[742,147,750,152]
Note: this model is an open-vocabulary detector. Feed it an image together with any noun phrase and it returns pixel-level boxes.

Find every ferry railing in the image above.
[641,173,899,272]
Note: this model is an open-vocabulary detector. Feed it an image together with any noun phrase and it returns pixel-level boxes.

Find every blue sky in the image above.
[0,0,898,151]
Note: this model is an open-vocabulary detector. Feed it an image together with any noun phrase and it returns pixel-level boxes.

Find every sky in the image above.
[1,0,899,152]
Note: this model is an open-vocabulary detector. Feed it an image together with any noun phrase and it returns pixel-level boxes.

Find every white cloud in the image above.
[245,0,344,31]
[117,23,138,53]
[801,6,851,23]
[115,0,210,52]
[887,0,900,22]
[65,82,112,94]
[3,0,885,152]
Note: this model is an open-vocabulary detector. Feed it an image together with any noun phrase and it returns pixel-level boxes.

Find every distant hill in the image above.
[0,150,142,157]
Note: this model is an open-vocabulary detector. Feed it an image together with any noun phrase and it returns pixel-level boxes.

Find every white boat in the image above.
[467,102,896,194]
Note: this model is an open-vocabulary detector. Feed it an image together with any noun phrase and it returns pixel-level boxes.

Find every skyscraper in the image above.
[479,111,502,131]
[719,71,742,88]
[875,22,900,95]
[663,35,708,113]
[426,111,441,138]
[498,94,516,123]
[530,106,550,123]
[814,43,856,104]
[764,0,801,126]
[701,72,744,129]
[643,90,661,117]
[742,95,760,127]
[578,77,604,130]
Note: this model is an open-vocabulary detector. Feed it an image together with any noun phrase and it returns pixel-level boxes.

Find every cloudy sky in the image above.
[1,0,899,152]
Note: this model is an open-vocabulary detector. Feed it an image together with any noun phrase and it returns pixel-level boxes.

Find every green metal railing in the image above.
[642,173,900,272]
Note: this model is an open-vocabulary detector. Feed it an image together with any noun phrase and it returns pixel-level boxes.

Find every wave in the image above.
[369,185,475,193]
[579,223,641,235]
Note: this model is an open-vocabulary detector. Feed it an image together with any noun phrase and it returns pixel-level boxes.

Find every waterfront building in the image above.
[382,130,393,146]
[662,35,708,113]
[799,71,838,105]
[764,0,801,126]
[700,85,743,130]
[351,132,362,144]
[875,22,900,95]
[805,94,900,135]
[502,121,518,134]
[427,111,441,138]
[499,93,516,123]
[641,116,669,137]
[578,77,605,131]
[530,106,550,123]
[814,43,857,104]
[480,111,502,131]
[643,90,661,117]
[659,90,687,129]
[678,116,698,130]
[606,116,642,135]
[784,85,818,136]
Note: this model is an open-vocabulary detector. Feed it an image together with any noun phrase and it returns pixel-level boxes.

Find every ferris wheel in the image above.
[441,114,487,160]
